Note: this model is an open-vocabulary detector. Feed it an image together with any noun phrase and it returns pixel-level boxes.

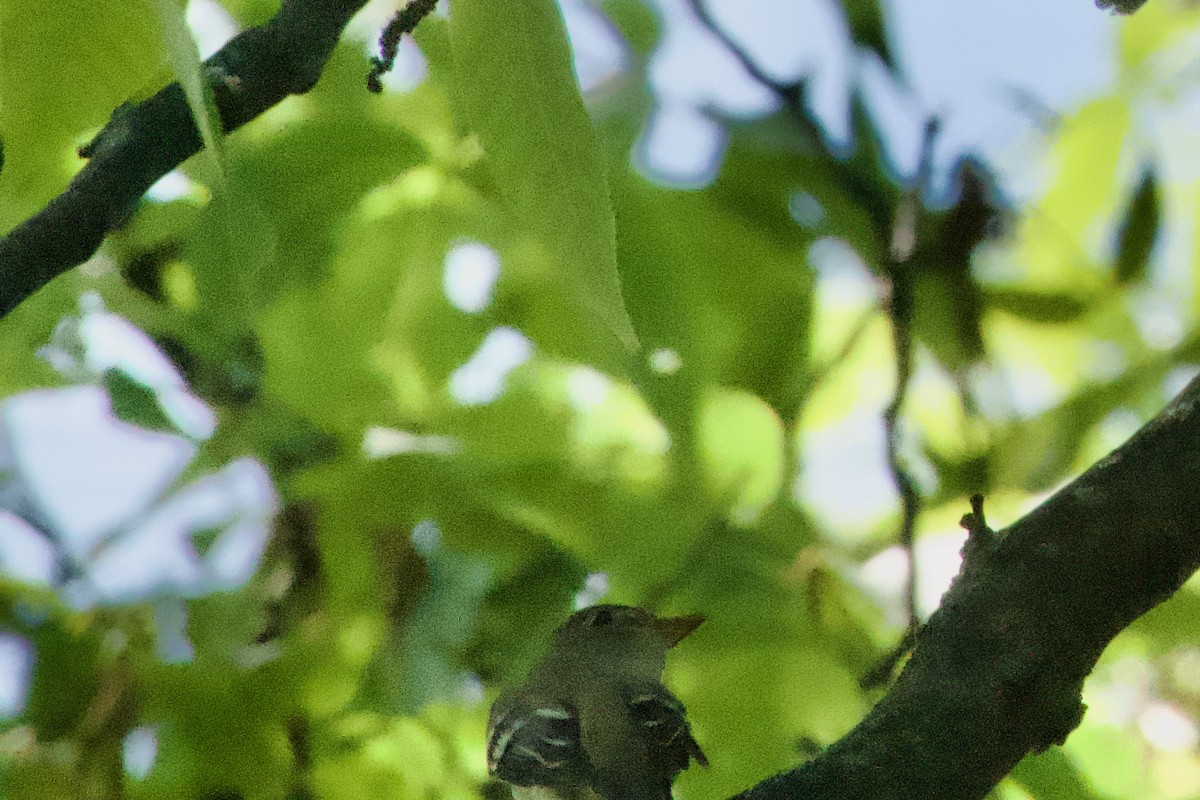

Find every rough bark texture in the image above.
[738,374,1200,800]
[0,0,369,318]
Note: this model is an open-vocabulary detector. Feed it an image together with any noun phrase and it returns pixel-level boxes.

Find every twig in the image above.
[958,492,996,566]
[366,0,440,93]
[683,0,810,128]
[883,118,939,640]
[686,0,936,650]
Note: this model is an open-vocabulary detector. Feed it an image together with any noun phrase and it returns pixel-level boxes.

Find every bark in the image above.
[737,374,1200,799]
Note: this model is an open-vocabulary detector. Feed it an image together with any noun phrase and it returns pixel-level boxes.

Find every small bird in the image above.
[486,604,707,800]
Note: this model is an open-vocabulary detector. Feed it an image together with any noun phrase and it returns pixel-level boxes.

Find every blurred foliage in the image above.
[2,1,1200,800]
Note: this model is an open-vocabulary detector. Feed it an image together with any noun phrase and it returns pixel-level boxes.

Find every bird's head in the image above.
[550,604,704,676]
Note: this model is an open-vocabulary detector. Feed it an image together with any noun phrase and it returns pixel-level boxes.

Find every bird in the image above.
[486,604,708,800]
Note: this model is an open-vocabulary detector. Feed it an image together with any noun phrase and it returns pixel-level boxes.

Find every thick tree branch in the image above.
[0,0,370,319]
[738,374,1200,799]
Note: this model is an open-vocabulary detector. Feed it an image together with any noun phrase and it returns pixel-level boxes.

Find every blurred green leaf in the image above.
[449,0,638,368]
[103,368,177,433]
[1112,167,1160,286]
[361,536,491,713]
[612,171,813,422]
[150,0,223,171]
[0,1,166,223]
[992,365,1162,492]
[21,621,101,741]
[466,546,587,684]
[601,0,663,58]
[1126,584,1200,653]
[985,288,1093,324]
[843,0,895,68]
[697,388,786,523]
[1010,749,1105,800]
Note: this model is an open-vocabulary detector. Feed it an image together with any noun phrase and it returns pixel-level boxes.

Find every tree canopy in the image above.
[1,1,1198,799]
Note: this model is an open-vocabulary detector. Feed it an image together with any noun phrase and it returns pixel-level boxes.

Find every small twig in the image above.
[959,493,988,534]
[958,493,995,565]
[688,0,936,651]
[683,0,810,126]
[879,118,939,646]
[366,0,440,93]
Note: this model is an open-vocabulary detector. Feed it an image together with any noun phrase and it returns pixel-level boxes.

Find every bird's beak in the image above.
[654,613,705,646]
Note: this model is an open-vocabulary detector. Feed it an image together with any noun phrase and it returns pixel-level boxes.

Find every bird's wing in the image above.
[582,682,707,800]
[487,694,590,789]
[625,683,708,772]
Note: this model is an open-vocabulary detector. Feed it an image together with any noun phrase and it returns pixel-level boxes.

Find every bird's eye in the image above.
[590,608,614,626]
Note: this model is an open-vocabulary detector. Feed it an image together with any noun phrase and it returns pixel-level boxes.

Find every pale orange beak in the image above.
[654,613,705,646]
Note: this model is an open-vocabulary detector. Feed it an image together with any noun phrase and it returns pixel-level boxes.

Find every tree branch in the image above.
[0,0,370,319]
[737,374,1200,799]
[881,118,940,643]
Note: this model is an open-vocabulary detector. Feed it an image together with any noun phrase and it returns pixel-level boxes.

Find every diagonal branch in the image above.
[0,0,371,319]
[736,374,1200,799]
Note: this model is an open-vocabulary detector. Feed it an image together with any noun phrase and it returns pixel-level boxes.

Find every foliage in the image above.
[1,1,1200,800]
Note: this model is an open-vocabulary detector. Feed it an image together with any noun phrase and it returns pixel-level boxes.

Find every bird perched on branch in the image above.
[486,604,708,800]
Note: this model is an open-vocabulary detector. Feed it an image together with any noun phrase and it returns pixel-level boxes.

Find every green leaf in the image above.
[985,287,1093,325]
[21,621,101,742]
[361,538,491,713]
[844,0,895,69]
[1126,584,1200,653]
[0,1,166,222]
[1112,167,1160,285]
[1009,749,1105,800]
[612,171,813,422]
[991,366,1161,492]
[448,0,639,366]
[149,0,224,172]
[103,368,178,433]
[467,546,587,684]
[697,388,786,524]
[600,0,663,58]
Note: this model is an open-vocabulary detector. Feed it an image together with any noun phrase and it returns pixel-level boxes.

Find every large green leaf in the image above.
[448,0,638,368]
[149,0,223,171]
[613,172,813,423]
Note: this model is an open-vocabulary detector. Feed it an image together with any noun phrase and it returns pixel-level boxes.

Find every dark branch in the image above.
[882,118,940,639]
[683,0,808,127]
[366,0,440,93]
[1096,0,1149,12]
[859,120,940,690]
[737,374,1200,799]
[0,0,371,319]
